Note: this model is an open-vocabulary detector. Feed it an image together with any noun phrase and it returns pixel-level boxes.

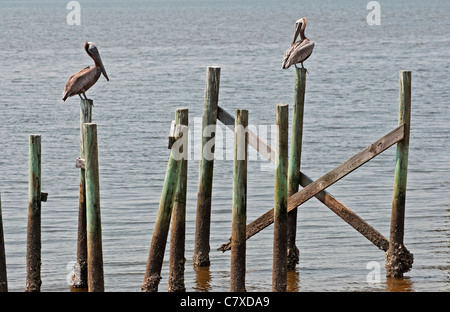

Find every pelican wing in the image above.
[64,66,90,88]
[282,44,297,69]
[282,40,315,69]
[62,66,101,101]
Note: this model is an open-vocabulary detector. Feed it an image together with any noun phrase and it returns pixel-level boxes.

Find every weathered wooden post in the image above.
[194,66,220,267]
[287,67,306,270]
[273,104,289,292]
[83,123,104,292]
[168,108,189,292]
[26,135,42,292]
[230,109,248,292]
[386,70,414,277]
[0,189,7,292]
[142,124,186,292]
[74,99,93,289]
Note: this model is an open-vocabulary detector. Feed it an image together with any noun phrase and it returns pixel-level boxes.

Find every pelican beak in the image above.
[295,22,302,40]
[101,61,109,81]
[291,22,302,45]
[98,56,109,81]
[91,47,109,81]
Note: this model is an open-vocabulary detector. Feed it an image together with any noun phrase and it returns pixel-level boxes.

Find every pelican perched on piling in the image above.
[282,17,314,71]
[62,42,109,102]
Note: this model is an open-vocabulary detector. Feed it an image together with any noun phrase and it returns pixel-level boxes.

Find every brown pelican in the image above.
[282,17,314,71]
[62,42,109,101]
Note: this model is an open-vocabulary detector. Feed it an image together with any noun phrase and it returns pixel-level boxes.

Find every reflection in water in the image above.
[287,270,300,292]
[194,266,300,292]
[193,265,212,292]
[385,276,414,292]
[70,286,88,292]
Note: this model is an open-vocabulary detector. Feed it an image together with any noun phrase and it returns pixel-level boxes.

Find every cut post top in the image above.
[80,98,94,105]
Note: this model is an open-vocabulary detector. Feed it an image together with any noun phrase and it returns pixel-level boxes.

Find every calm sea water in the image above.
[0,0,448,292]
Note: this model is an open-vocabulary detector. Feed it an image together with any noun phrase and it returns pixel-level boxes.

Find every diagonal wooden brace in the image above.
[217,108,404,252]
[298,172,389,252]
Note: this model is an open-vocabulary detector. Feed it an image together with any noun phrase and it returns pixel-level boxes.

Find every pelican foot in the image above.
[82,93,94,105]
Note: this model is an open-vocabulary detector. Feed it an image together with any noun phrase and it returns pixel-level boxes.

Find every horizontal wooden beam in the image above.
[217,121,404,251]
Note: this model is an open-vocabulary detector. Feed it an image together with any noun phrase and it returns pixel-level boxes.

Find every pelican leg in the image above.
[82,92,93,106]
[301,63,309,74]
[79,94,84,100]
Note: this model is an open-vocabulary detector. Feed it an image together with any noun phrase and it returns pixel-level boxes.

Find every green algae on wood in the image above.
[83,123,104,292]
[273,104,289,292]
[230,109,248,292]
[194,66,221,267]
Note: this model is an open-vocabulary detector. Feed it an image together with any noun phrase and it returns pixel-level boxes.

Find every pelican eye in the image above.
[88,44,97,53]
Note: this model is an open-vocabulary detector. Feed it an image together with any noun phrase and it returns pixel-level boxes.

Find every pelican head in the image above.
[292,17,307,45]
[297,17,307,26]
[84,42,109,81]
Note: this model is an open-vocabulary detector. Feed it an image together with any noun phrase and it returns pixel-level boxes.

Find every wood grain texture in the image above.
[272,104,288,292]
[230,109,248,292]
[26,135,41,292]
[287,67,306,269]
[83,123,104,292]
[194,66,221,267]
[168,108,189,292]
[386,70,413,277]
[142,124,184,292]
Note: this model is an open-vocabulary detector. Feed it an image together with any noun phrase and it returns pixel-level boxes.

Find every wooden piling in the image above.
[0,189,7,292]
[75,99,93,289]
[230,109,248,292]
[386,70,414,277]
[83,123,104,292]
[142,125,185,292]
[194,66,220,267]
[218,106,275,163]
[168,108,189,292]
[287,67,306,269]
[273,104,288,292]
[26,135,42,292]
